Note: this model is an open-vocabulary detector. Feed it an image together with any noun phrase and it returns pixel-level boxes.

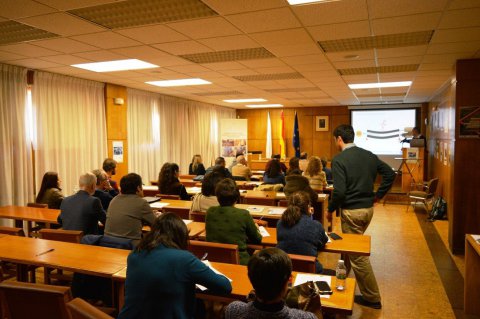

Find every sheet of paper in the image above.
[267,207,285,215]
[293,274,332,299]
[196,260,233,291]
[325,232,332,243]
[247,206,264,213]
[318,194,328,198]
[472,234,480,243]
[183,219,192,225]
[188,187,202,192]
[259,226,270,237]
[150,202,170,209]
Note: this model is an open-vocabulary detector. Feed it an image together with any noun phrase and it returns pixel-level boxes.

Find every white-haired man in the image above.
[58,172,106,235]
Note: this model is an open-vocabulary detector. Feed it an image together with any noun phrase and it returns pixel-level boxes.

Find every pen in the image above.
[36,248,55,256]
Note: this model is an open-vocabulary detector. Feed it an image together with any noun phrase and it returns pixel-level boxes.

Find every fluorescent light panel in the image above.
[72,59,158,72]
[288,0,340,5]
[146,78,211,87]
[246,104,283,108]
[223,98,267,103]
[348,81,412,89]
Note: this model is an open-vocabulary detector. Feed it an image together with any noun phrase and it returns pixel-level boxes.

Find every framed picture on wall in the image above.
[315,116,329,131]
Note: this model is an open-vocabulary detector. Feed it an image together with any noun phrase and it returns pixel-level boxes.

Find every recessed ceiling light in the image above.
[146,78,211,87]
[71,59,158,72]
[246,104,283,108]
[223,98,267,103]
[348,81,412,89]
[287,0,340,5]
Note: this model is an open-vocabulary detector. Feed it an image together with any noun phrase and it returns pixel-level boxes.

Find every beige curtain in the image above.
[127,88,235,183]
[0,64,34,214]
[32,71,107,196]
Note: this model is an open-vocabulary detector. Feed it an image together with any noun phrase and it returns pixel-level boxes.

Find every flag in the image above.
[266,111,272,159]
[293,111,300,157]
[279,111,286,158]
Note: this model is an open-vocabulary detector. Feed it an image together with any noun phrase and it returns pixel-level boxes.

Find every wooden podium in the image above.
[396,148,425,193]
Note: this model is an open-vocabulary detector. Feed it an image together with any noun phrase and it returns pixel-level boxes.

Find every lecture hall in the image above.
[1,0,480,318]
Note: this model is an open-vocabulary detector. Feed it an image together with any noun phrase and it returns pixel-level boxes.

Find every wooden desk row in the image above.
[0,234,356,315]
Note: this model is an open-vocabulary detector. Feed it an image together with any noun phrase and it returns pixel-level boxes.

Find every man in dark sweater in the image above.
[328,124,395,310]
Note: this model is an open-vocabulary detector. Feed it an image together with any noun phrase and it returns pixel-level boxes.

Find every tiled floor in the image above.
[319,203,460,319]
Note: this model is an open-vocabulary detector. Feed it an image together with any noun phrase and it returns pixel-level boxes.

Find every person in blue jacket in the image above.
[117,212,232,319]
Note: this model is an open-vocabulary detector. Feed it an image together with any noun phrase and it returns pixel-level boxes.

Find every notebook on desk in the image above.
[143,196,161,203]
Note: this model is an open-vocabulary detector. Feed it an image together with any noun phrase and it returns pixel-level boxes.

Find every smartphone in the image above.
[314,281,333,295]
[329,232,343,240]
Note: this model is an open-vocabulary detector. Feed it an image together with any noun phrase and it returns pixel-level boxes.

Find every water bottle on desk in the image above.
[336,260,347,291]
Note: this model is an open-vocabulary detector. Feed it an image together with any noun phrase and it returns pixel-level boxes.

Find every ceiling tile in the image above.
[255,66,296,74]
[0,43,60,57]
[378,72,416,81]
[152,40,213,55]
[17,13,106,36]
[447,0,480,10]
[165,64,211,73]
[342,74,378,83]
[226,8,301,33]
[111,45,171,61]
[368,0,448,19]
[73,50,127,61]
[71,31,142,49]
[220,68,259,77]
[34,0,124,10]
[0,50,27,61]
[426,41,480,54]
[292,0,368,26]
[202,61,247,71]
[326,50,375,62]
[422,52,475,64]
[7,58,62,68]
[372,12,442,35]
[418,62,455,71]
[201,0,286,15]
[308,21,371,41]
[39,54,93,65]
[332,59,376,69]
[198,35,259,51]
[431,27,480,43]
[376,45,428,59]
[292,63,334,72]
[281,54,328,65]
[0,0,56,19]
[377,56,423,66]
[265,42,322,57]
[438,8,480,29]
[239,58,285,68]
[31,38,99,53]
[116,25,188,44]
[36,65,92,74]
[167,17,242,39]
[249,28,313,47]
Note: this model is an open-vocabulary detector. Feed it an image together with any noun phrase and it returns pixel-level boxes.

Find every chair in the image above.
[39,229,83,284]
[188,240,239,264]
[278,199,288,207]
[163,207,190,219]
[155,194,181,200]
[0,227,29,282]
[0,281,72,319]
[67,298,114,319]
[243,191,277,206]
[289,254,317,273]
[179,174,197,179]
[408,178,439,212]
[190,211,206,222]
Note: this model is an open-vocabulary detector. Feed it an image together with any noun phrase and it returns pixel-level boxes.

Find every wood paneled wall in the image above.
[451,59,480,253]
[105,84,128,181]
[236,106,350,160]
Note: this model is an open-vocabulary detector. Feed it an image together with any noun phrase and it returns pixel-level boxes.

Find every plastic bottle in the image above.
[336,260,347,291]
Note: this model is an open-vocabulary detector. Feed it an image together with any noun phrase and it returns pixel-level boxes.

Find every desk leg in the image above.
[16,264,29,282]
[14,219,23,229]
[113,281,125,313]
[465,238,480,315]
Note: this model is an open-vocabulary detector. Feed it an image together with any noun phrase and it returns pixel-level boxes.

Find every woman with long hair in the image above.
[35,171,64,209]
[189,154,206,176]
[276,191,329,274]
[158,163,189,200]
[303,156,327,191]
[286,157,302,176]
[263,160,285,185]
[118,213,231,318]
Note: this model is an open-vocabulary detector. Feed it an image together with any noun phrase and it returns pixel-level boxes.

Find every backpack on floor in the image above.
[428,196,447,221]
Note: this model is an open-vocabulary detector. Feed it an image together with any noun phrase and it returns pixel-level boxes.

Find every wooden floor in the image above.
[319,203,469,319]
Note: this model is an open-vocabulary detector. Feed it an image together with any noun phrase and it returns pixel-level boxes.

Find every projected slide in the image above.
[351,109,416,155]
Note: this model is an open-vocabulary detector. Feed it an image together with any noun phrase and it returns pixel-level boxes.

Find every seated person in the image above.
[298,152,309,172]
[117,213,231,319]
[276,191,329,273]
[224,248,316,319]
[190,169,225,213]
[321,157,332,183]
[36,171,64,209]
[303,156,327,191]
[158,162,190,200]
[263,160,286,185]
[205,157,233,179]
[265,154,287,174]
[283,170,318,206]
[228,152,244,172]
[102,158,119,195]
[105,173,155,246]
[286,157,301,176]
[231,155,252,181]
[92,169,115,210]
[58,172,106,235]
[206,178,262,265]
[189,154,206,176]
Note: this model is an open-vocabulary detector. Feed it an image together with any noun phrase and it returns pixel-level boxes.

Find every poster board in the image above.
[219,119,248,166]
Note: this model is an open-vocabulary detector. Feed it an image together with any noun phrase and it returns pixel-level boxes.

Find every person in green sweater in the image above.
[328,124,395,310]
[117,213,232,319]
[206,178,262,265]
